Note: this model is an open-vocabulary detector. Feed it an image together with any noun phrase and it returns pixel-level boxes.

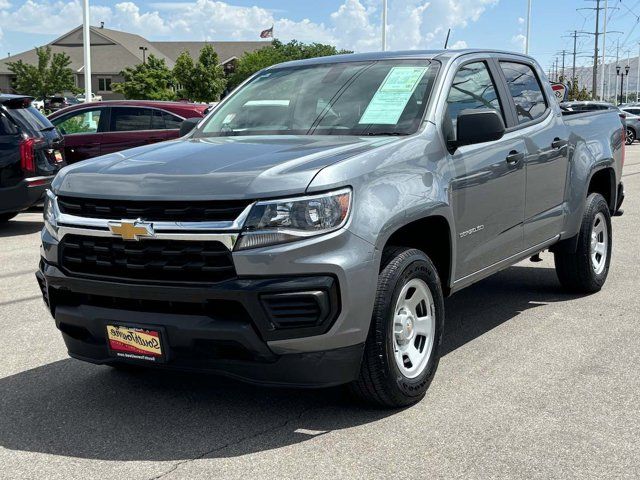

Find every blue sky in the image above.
[2,0,640,83]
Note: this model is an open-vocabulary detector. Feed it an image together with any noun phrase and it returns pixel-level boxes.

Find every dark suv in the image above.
[0,95,65,223]
[48,100,208,164]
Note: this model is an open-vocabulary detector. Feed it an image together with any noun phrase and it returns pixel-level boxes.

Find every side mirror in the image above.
[179,117,200,137]
[454,109,505,147]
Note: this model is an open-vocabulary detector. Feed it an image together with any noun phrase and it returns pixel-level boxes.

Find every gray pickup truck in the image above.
[37,49,624,407]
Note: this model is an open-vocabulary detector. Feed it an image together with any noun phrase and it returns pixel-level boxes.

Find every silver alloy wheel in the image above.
[392,278,436,379]
[590,212,608,275]
[627,128,635,145]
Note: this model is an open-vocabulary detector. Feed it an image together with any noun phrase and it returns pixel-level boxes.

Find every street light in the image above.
[139,46,148,65]
[616,64,630,105]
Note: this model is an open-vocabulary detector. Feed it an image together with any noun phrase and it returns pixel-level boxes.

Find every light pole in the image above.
[525,0,532,54]
[381,0,387,51]
[616,64,630,105]
[82,0,92,103]
[637,42,640,102]
[139,46,148,64]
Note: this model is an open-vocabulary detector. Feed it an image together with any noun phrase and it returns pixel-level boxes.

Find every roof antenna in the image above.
[444,28,451,49]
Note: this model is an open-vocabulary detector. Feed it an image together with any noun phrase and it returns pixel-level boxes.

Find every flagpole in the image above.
[382,0,387,51]
[82,0,92,103]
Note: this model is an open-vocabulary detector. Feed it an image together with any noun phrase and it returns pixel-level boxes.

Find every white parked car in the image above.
[76,93,103,102]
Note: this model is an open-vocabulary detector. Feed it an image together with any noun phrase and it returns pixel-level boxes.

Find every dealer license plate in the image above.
[106,325,164,362]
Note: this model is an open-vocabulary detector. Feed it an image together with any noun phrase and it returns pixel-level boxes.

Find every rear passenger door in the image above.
[498,60,569,248]
[444,59,526,281]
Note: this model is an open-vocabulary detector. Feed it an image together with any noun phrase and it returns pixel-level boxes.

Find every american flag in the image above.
[260,25,274,38]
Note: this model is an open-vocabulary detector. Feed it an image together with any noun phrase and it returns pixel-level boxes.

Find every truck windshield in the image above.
[198,60,436,137]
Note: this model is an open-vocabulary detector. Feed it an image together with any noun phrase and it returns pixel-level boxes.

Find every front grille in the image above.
[59,235,236,283]
[57,196,251,222]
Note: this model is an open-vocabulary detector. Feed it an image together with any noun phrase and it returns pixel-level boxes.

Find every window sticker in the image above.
[359,67,428,125]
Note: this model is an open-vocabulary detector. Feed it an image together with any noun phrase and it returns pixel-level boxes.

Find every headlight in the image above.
[43,190,59,239]
[236,188,352,250]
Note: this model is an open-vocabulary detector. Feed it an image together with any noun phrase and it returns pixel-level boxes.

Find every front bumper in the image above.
[38,225,377,387]
[0,176,52,214]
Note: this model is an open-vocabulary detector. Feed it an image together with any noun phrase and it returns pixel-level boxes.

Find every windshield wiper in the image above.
[364,131,409,136]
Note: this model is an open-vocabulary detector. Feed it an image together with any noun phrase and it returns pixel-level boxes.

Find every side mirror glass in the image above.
[179,117,200,137]
[454,109,506,148]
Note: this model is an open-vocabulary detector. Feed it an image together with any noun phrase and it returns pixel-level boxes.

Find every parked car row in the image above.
[1,97,209,218]
[560,100,639,145]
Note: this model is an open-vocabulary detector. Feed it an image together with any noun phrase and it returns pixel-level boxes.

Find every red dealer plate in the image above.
[106,325,165,363]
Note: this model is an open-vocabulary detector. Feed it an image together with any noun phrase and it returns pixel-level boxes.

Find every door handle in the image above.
[506,150,525,165]
[551,137,568,149]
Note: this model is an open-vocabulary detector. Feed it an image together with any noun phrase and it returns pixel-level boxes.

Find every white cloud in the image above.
[450,40,468,49]
[0,0,499,52]
[511,33,526,52]
[517,16,525,24]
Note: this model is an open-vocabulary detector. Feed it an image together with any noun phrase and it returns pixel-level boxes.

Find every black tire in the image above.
[350,247,445,408]
[554,193,612,293]
[0,212,18,223]
[626,127,636,145]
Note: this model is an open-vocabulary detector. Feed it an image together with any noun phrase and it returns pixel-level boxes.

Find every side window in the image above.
[110,107,153,132]
[0,112,18,135]
[499,61,547,124]
[445,61,504,142]
[163,111,183,129]
[52,109,102,135]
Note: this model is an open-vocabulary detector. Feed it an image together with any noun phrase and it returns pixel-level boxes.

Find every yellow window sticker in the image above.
[359,67,428,125]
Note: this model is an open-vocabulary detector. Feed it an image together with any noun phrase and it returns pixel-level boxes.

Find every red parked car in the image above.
[48,100,208,164]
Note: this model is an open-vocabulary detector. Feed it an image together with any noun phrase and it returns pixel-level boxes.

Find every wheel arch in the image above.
[378,214,455,296]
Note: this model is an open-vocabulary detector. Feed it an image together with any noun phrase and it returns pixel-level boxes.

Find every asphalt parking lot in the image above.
[1,149,639,480]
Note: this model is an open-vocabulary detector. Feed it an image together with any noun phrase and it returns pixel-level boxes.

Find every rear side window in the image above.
[444,61,504,142]
[500,62,547,124]
[150,110,184,130]
[0,112,18,135]
[110,107,153,131]
[6,105,52,135]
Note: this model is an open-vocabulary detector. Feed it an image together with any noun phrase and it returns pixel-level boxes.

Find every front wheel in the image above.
[350,247,444,408]
[626,127,636,145]
[554,193,612,293]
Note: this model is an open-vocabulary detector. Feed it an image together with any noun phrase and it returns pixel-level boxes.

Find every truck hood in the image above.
[53,135,398,200]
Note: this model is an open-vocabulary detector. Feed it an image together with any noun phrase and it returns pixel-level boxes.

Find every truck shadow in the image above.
[0,264,581,461]
[0,219,43,238]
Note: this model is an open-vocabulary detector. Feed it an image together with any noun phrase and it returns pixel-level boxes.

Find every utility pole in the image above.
[592,0,600,98]
[555,57,559,81]
[600,0,608,99]
[626,49,631,103]
[557,50,568,81]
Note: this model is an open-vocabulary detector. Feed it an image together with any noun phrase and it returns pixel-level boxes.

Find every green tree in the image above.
[7,46,77,98]
[228,39,352,90]
[173,45,227,102]
[112,55,175,100]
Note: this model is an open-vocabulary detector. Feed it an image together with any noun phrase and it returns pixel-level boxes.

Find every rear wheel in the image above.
[554,193,612,293]
[350,247,444,408]
[626,127,636,145]
[0,212,18,223]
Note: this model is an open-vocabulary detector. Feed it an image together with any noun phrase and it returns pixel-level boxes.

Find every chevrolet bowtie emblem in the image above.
[108,220,154,241]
